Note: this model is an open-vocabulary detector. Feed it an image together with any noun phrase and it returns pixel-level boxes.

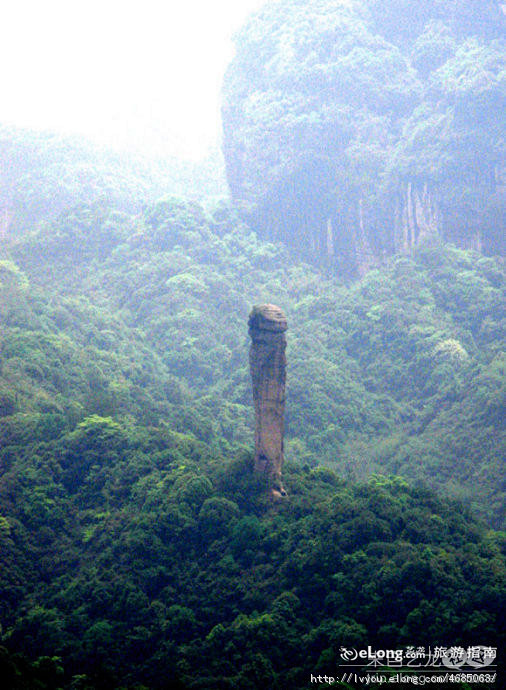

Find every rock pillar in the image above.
[248,304,288,497]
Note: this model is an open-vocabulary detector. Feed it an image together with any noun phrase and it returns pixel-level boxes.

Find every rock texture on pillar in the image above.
[248,304,288,498]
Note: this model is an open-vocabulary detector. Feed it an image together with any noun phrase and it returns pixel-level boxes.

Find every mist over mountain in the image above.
[223,0,505,274]
[0,124,227,238]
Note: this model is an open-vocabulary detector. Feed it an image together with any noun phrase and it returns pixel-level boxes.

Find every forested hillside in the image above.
[0,194,504,687]
[2,198,504,526]
[223,0,505,273]
[0,0,505,688]
[0,124,226,239]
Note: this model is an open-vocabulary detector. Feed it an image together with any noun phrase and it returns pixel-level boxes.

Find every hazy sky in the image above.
[0,0,266,159]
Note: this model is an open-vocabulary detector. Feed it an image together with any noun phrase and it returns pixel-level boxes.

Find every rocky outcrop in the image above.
[394,182,440,253]
[248,304,288,498]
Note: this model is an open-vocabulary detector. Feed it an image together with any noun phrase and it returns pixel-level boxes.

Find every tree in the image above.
[222,0,505,271]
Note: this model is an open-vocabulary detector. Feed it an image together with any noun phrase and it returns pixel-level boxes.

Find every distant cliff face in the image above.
[248,304,288,498]
[222,0,505,274]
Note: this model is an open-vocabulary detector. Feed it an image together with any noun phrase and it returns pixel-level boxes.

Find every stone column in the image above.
[248,304,288,497]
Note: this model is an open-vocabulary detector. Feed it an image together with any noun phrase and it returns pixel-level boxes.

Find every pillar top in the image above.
[248,304,287,333]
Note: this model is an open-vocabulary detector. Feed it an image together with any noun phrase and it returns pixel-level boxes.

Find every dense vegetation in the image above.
[0,194,504,688]
[2,447,505,689]
[223,0,505,271]
[0,124,226,238]
[0,1,504,688]
[3,199,504,527]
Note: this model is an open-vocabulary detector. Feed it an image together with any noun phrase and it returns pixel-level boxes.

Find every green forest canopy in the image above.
[0,193,504,687]
[222,0,505,270]
[0,0,504,687]
[0,165,504,690]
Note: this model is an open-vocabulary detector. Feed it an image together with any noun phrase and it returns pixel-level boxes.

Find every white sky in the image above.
[0,0,266,159]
